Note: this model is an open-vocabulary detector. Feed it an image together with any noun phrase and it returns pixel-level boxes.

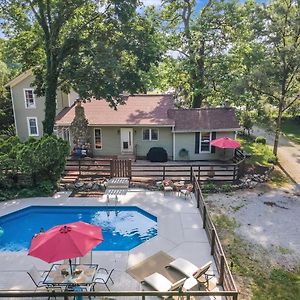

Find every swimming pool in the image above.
[0,206,157,251]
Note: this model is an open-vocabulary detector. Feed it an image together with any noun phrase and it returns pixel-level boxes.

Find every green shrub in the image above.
[267,156,278,164]
[219,184,233,193]
[38,180,55,195]
[255,136,266,144]
[202,182,218,193]
[240,113,254,135]
[0,135,69,198]
[18,135,70,184]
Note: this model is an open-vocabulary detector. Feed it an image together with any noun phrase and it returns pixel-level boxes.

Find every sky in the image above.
[0,0,268,39]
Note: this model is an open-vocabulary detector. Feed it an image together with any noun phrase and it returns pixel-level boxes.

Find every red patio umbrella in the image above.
[210,137,241,149]
[28,221,103,273]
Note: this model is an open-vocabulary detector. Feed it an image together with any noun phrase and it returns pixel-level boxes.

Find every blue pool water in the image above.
[0,206,157,251]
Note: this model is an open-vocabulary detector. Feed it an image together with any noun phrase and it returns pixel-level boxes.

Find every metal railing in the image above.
[192,170,239,294]
[0,290,239,299]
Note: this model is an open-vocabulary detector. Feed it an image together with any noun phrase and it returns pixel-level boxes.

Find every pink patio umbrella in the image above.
[28,221,103,274]
[210,137,241,149]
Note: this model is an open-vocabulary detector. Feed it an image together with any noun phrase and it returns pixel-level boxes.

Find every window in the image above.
[24,89,36,108]
[62,128,70,142]
[27,117,39,136]
[200,132,211,152]
[94,129,102,149]
[142,128,159,141]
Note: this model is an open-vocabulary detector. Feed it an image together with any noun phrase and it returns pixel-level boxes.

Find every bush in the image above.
[267,156,278,164]
[240,113,254,135]
[147,147,168,162]
[219,184,233,193]
[18,135,70,184]
[202,182,218,193]
[0,135,69,193]
[255,136,266,144]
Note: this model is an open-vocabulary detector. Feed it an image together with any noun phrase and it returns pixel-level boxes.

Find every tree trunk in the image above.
[191,39,205,108]
[43,52,59,135]
[273,101,284,156]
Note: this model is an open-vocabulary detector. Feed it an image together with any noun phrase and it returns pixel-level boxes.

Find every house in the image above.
[6,71,240,161]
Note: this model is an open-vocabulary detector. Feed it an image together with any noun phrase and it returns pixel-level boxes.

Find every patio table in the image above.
[43,263,98,288]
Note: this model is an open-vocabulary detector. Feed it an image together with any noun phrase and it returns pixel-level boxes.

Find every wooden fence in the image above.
[192,170,239,294]
[63,158,131,180]
[63,150,245,183]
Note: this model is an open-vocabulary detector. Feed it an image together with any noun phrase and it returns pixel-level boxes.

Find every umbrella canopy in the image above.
[210,137,241,149]
[28,221,103,263]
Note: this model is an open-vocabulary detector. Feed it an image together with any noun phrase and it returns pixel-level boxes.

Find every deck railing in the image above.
[63,150,245,184]
[192,170,238,294]
[0,290,239,299]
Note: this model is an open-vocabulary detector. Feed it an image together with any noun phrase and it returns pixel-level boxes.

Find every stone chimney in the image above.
[70,99,89,147]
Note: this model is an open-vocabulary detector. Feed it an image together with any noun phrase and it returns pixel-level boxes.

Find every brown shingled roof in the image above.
[55,94,175,126]
[172,108,240,131]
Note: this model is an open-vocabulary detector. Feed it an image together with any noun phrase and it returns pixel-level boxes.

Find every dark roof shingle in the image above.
[171,108,240,131]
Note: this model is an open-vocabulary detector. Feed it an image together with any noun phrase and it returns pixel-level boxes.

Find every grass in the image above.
[269,169,291,187]
[281,118,300,144]
[212,214,300,299]
[238,134,277,167]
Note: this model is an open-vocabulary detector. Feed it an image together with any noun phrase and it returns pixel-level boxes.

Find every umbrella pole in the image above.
[69,258,73,275]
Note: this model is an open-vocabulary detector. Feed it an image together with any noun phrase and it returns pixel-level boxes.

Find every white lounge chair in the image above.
[168,258,214,287]
[143,272,186,293]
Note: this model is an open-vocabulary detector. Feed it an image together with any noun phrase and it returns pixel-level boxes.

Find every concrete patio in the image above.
[0,189,222,299]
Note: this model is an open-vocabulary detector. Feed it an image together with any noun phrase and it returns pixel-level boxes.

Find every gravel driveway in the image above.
[206,184,300,269]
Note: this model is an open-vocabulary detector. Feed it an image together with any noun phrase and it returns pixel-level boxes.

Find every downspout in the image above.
[10,87,18,136]
[172,126,176,161]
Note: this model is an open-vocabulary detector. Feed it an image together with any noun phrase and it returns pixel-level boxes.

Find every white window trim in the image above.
[24,88,36,109]
[94,128,103,150]
[27,117,39,136]
[142,128,159,141]
[200,132,212,153]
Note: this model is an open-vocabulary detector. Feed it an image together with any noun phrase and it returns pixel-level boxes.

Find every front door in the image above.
[120,128,133,153]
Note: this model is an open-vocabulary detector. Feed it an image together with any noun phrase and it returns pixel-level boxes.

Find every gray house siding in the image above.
[89,126,121,156]
[134,127,173,159]
[10,74,69,141]
[11,75,44,141]
[174,131,236,161]
[88,126,173,158]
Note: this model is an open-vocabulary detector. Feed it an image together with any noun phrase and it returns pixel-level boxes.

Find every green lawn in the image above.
[238,134,276,167]
[281,118,300,144]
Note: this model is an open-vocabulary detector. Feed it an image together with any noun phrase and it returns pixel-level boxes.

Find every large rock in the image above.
[75,181,84,189]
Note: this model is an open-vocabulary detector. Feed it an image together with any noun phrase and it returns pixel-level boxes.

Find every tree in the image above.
[0,39,14,135]
[1,0,161,134]
[151,0,243,108]
[246,0,300,155]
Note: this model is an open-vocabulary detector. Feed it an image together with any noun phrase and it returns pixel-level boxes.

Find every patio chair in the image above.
[167,258,214,288]
[179,184,193,199]
[142,272,186,294]
[162,179,174,195]
[27,266,62,296]
[92,268,114,291]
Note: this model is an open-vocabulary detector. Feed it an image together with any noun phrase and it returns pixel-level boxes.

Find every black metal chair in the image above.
[92,268,114,291]
[27,266,62,299]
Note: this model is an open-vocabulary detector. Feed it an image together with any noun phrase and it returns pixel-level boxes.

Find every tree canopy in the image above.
[1,0,162,134]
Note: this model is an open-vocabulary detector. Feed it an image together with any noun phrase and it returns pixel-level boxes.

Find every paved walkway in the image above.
[0,190,222,299]
[252,126,300,187]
